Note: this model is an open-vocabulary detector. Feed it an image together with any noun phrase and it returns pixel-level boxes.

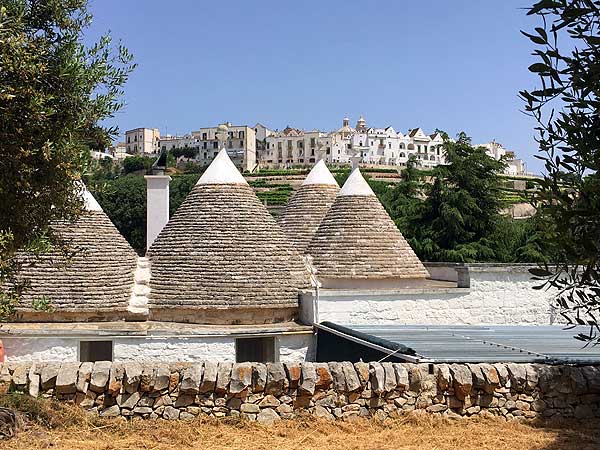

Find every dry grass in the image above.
[2,409,600,450]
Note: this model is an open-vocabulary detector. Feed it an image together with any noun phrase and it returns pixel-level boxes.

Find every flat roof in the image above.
[337,324,600,364]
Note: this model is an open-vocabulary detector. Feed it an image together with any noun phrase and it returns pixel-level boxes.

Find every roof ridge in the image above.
[339,168,375,197]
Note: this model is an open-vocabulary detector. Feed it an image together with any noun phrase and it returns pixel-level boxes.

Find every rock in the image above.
[516,400,530,411]
[137,396,154,408]
[467,364,486,390]
[314,405,334,420]
[133,406,153,415]
[163,406,179,420]
[259,395,280,408]
[284,363,301,389]
[56,363,80,394]
[154,394,173,408]
[12,364,29,387]
[314,363,333,389]
[506,364,527,391]
[257,408,281,425]
[181,364,203,394]
[479,364,500,393]
[140,366,154,392]
[299,362,316,395]
[76,362,93,394]
[369,363,385,394]
[40,364,59,390]
[354,362,370,387]
[99,405,120,417]
[117,391,141,409]
[174,394,195,408]
[493,363,510,386]
[241,403,260,414]
[169,371,180,393]
[328,362,346,391]
[393,364,409,391]
[28,373,40,398]
[90,361,112,393]
[265,363,286,396]
[252,364,267,392]
[107,364,124,396]
[153,365,171,392]
[436,364,451,391]
[382,363,396,392]
[525,365,539,390]
[574,404,594,419]
[427,404,448,413]
[582,366,600,393]
[200,362,217,393]
[123,362,143,394]
[277,404,293,414]
[408,365,426,393]
[567,366,587,394]
[342,362,361,392]
[450,364,472,400]
[230,363,252,394]
[226,397,242,410]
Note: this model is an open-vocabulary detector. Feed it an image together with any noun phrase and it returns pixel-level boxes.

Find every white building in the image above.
[191,123,257,172]
[476,141,527,176]
[125,128,160,154]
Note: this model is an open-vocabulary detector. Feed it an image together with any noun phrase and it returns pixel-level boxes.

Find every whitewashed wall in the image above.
[317,266,557,326]
[2,334,315,363]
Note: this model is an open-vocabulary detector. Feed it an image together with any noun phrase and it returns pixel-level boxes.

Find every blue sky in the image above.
[87,0,543,173]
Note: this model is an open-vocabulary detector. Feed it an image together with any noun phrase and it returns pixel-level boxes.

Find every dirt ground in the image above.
[3,413,600,450]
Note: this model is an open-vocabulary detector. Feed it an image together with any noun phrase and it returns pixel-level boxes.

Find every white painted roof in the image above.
[197,148,248,185]
[76,181,102,211]
[302,160,339,187]
[338,168,375,197]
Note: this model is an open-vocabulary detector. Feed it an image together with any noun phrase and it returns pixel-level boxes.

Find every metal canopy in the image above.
[341,324,600,364]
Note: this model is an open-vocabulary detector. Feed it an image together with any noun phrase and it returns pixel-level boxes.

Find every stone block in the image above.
[259,395,280,408]
[241,403,260,414]
[257,408,280,424]
[369,362,385,395]
[328,362,345,392]
[265,363,286,396]
[393,364,409,391]
[493,363,509,386]
[506,364,527,391]
[342,362,361,392]
[40,364,59,390]
[252,363,267,392]
[450,364,472,400]
[215,362,232,394]
[479,363,500,393]
[284,362,301,389]
[200,362,217,393]
[140,366,153,392]
[56,363,80,395]
[90,361,112,393]
[108,363,124,396]
[11,364,29,387]
[467,364,486,389]
[76,362,93,394]
[117,391,141,409]
[123,362,143,394]
[99,405,120,417]
[314,405,334,420]
[298,362,316,395]
[314,363,332,389]
[181,364,203,394]
[382,363,396,392]
[582,366,600,393]
[230,363,252,395]
[567,366,587,395]
[153,364,170,392]
[436,364,451,391]
[354,362,370,387]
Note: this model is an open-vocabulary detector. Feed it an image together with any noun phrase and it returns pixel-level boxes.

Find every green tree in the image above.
[122,155,154,174]
[520,0,600,342]
[0,1,135,317]
[409,133,507,262]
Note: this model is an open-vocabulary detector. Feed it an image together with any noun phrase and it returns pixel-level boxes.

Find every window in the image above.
[298,141,303,149]
[127,136,130,143]
[213,141,218,149]
[277,142,282,150]
[240,140,243,147]
[399,143,405,149]
[236,337,276,362]
[287,140,292,150]
[203,142,207,149]
[202,133,207,140]
[79,341,113,362]
[239,131,245,139]
[310,138,316,147]
[388,143,392,149]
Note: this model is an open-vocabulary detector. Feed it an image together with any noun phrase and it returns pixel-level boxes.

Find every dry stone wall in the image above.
[0,361,599,423]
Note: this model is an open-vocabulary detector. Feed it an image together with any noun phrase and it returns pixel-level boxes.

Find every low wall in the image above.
[1,361,598,422]
[317,265,557,325]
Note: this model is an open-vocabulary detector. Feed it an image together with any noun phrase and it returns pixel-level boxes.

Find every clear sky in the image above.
[87,0,544,173]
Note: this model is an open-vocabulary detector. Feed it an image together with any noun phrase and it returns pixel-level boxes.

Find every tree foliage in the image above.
[0,0,134,317]
[520,0,600,342]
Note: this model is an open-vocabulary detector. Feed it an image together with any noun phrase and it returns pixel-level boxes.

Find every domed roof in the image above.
[15,186,138,321]
[307,168,429,281]
[278,160,339,253]
[147,149,310,324]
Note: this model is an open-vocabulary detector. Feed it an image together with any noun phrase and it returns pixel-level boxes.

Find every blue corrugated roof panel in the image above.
[343,325,600,363]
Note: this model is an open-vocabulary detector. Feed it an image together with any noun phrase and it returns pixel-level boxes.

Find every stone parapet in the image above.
[0,362,599,422]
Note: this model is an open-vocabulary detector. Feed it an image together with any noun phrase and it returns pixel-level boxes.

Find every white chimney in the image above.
[144,174,171,250]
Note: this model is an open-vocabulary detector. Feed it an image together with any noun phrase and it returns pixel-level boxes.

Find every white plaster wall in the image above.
[318,269,558,326]
[114,337,236,362]
[277,334,315,362]
[3,338,77,362]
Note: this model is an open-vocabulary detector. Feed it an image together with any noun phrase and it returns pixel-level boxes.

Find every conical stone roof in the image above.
[278,160,339,254]
[147,149,310,324]
[16,186,138,320]
[307,168,429,281]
